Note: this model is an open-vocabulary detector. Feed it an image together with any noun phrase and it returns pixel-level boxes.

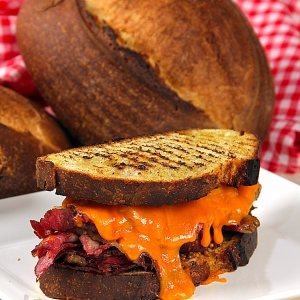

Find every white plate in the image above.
[0,168,300,300]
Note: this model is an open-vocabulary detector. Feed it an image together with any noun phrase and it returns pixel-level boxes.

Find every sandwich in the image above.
[31,128,261,300]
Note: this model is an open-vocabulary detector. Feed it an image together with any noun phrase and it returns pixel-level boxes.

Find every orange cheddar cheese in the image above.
[63,183,259,299]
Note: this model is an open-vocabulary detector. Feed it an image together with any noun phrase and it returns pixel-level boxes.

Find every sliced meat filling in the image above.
[31,207,259,284]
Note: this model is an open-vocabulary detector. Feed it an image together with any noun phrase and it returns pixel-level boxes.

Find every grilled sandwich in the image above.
[31,129,261,300]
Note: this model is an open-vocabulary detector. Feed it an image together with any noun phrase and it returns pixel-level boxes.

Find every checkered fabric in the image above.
[235,0,300,173]
[0,0,38,96]
[1,0,300,173]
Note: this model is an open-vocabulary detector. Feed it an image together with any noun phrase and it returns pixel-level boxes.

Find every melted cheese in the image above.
[201,270,227,285]
[63,184,259,300]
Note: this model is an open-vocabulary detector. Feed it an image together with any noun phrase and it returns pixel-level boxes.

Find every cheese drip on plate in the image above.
[63,183,259,300]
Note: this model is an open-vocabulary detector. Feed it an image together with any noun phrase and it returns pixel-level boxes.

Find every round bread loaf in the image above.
[17,0,275,145]
[0,86,72,199]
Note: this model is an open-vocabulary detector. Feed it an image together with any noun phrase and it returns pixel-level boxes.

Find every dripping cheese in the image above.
[63,183,259,300]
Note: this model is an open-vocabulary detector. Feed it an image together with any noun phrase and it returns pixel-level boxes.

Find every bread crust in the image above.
[0,86,72,198]
[40,268,160,300]
[38,231,257,300]
[37,159,259,206]
[36,129,260,206]
[17,0,274,145]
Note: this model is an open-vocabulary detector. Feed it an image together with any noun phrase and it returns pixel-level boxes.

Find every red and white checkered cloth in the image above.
[0,0,38,96]
[234,0,300,174]
[1,0,300,173]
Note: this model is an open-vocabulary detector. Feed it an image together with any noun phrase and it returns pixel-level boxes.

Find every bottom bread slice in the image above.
[38,231,257,300]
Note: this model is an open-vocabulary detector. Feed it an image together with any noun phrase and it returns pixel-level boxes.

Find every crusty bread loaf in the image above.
[38,231,257,300]
[17,0,274,145]
[36,129,260,206]
[0,86,72,199]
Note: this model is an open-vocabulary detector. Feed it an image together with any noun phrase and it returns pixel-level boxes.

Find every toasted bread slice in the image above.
[36,129,260,206]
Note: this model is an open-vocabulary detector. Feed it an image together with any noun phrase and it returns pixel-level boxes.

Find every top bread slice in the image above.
[36,129,260,206]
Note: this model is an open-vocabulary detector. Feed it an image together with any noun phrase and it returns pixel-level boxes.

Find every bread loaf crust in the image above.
[17,0,274,145]
[0,86,71,198]
[38,231,257,300]
[36,129,260,206]
[0,125,43,198]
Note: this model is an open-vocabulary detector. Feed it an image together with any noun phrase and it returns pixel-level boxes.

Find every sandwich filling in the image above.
[31,183,260,299]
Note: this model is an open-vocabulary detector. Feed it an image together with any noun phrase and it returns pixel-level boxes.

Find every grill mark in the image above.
[161,135,254,159]
[83,146,181,171]
[128,145,197,169]
[102,138,225,169]
[198,136,258,153]
[116,147,186,170]
[149,140,225,163]
[100,143,197,170]
[147,146,203,168]
[59,133,257,174]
